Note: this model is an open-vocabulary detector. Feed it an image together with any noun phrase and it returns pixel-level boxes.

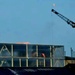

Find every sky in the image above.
[0,0,75,56]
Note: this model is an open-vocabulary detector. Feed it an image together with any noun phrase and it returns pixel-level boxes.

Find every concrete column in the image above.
[26,45,28,67]
[11,45,14,67]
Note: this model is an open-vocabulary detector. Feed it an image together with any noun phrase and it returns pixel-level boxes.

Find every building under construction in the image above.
[0,43,65,67]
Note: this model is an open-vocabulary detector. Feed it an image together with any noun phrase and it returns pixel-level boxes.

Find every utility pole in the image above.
[71,47,73,63]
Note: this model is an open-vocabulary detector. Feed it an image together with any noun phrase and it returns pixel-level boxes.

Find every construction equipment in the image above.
[51,9,75,28]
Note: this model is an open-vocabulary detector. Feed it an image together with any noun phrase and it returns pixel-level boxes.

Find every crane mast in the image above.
[51,9,75,28]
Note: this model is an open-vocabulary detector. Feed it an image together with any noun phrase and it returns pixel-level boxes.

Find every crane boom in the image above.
[51,9,75,28]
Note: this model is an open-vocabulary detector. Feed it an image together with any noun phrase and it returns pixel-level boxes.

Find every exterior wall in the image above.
[65,60,72,66]
[65,60,75,66]
[0,43,64,67]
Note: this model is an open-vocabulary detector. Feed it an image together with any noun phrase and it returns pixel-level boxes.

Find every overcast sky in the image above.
[0,0,75,56]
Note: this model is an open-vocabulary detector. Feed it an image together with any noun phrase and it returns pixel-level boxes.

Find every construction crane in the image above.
[51,9,75,28]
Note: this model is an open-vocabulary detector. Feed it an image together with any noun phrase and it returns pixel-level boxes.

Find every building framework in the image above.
[0,43,65,67]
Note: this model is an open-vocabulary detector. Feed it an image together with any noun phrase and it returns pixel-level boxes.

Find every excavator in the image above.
[51,9,75,28]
